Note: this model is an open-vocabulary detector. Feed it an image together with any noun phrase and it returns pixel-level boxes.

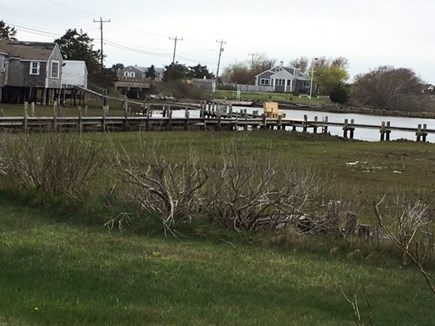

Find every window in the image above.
[30,61,40,75]
[51,61,59,78]
[129,71,136,78]
[303,81,310,88]
[260,78,269,85]
[275,79,285,86]
[124,71,129,77]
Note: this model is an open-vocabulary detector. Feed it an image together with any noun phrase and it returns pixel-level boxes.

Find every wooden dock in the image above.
[0,101,434,142]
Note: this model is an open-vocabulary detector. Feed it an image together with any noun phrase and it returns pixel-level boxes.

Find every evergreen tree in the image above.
[0,21,17,40]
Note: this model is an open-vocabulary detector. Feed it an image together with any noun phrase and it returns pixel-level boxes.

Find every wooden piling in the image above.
[52,102,58,132]
[31,102,35,117]
[78,106,83,133]
[380,121,391,141]
[313,116,318,134]
[303,114,308,132]
[184,106,190,131]
[322,116,328,134]
[123,96,129,131]
[277,115,283,130]
[416,124,428,142]
[23,103,28,132]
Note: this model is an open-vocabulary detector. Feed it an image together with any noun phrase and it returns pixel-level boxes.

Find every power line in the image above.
[169,36,183,64]
[93,17,111,67]
[216,39,226,79]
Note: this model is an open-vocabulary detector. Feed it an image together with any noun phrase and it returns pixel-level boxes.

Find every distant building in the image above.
[62,60,88,89]
[255,65,311,94]
[117,65,164,81]
[115,65,164,99]
[191,78,216,92]
[0,39,63,104]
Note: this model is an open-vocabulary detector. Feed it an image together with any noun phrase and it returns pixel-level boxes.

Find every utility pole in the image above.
[216,39,226,80]
[93,17,111,68]
[248,52,257,68]
[309,57,319,99]
[169,36,183,64]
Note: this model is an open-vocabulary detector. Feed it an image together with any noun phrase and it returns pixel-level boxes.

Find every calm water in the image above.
[157,106,435,142]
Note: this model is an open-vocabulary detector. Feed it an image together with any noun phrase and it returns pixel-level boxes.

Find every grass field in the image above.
[0,198,434,325]
[1,130,435,324]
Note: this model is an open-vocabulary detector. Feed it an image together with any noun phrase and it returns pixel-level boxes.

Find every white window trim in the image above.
[260,78,269,86]
[130,71,136,78]
[51,60,60,79]
[30,61,40,75]
[124,71,129,77]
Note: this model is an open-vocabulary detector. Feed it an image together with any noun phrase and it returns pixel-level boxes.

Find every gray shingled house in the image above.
[115,65,165,99]
[0,39,63,104]
[255,65,311,93]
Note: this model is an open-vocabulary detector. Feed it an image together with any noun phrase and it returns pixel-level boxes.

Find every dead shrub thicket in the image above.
[113,142,210,235]
[0,133,107,199]
[113,139,347,235]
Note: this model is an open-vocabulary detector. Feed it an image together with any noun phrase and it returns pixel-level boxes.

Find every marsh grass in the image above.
[0,130,435,324]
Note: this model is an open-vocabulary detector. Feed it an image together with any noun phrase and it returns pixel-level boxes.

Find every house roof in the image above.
[256,65,309,81]
[0,40,57,61]
[124,65,164,74]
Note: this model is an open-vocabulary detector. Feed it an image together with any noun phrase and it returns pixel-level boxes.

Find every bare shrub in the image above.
[112,138,344,235]
[205,154,335,232]
[113,141,209,235]
[373,194,435,294]
[0,134,106,199]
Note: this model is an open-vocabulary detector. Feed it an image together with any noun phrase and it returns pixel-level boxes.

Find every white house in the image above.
[255,65,311,93]
[61,60,88,88]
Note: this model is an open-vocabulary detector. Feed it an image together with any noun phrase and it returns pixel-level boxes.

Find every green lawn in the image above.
[0,199,433,325]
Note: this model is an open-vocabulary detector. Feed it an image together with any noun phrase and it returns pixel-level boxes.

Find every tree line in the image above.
[1,21,432,112]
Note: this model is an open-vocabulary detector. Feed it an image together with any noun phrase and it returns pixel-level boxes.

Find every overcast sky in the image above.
[1,0,434,83]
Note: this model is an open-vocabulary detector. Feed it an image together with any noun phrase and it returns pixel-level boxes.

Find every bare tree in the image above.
[351,66,425,111]
[289,57,309,73]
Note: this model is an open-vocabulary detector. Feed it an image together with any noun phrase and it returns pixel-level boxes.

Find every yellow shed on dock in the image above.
[263,102,284,118]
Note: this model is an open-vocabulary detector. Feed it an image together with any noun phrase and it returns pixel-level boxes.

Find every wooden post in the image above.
[380,121,386,141]
[217,110,222,131]
[184,107,190,131]
[349,119,355,139]
[23,102,28,132]
[228,104,233,118]
[102,105,106,132]
[322,116,328,134]
[385,121,391,141]
[123,96,129,131]
[277,115,283,131]
[30,102,35,117]
[84,105,88,117]
[313,116,318,134]
[52,102,58,132]
[303,114,308,132]
[423,124,428,142]
[78,106,83,133]
[262,113,267,129]
[166,108,172,131]
[416,124,422,142]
